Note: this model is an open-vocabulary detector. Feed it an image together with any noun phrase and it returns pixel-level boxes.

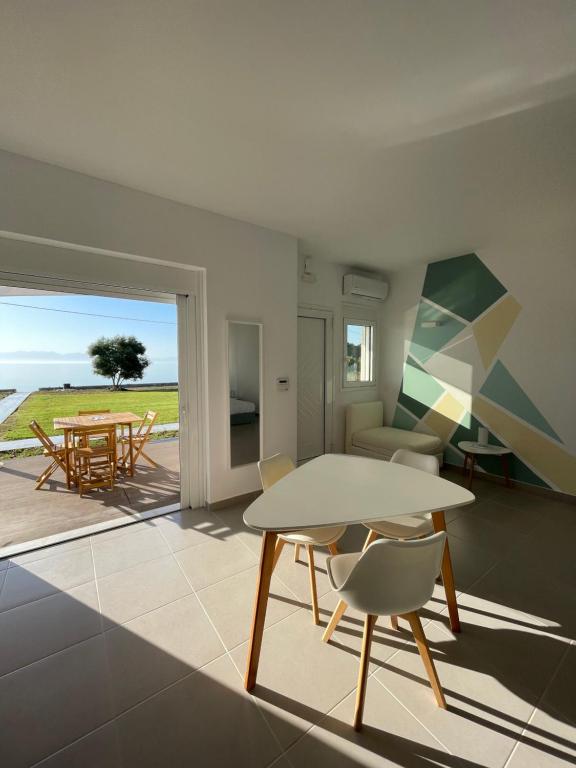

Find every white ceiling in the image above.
[1,0,576,270]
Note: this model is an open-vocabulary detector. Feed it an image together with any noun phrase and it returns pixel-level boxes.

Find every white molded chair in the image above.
[258,454,346,625]
[363,449,439,546]
[323,449,441,640]
[326,532,448,730]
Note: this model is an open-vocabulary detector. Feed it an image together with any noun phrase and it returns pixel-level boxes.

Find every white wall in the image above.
[0,149,298,503]
[298,254,387,452]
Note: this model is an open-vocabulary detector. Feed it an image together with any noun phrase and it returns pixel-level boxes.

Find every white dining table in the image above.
[243,454,475,691]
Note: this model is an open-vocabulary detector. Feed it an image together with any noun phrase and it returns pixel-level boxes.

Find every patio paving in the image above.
[0,440,180,549]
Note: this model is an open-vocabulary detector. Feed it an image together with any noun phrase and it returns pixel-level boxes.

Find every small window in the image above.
[343,320,375,387]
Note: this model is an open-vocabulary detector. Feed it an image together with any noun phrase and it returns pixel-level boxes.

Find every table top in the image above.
[53,412,143,429]
[244,454,475,532]
[458,441,511,456]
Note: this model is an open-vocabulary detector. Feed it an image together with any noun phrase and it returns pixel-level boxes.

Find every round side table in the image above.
[458,441,512,490]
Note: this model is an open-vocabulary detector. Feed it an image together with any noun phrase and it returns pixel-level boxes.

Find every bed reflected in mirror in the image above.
[228,321,262,467]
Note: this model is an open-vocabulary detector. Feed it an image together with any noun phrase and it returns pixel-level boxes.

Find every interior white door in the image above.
[298,316,325,462]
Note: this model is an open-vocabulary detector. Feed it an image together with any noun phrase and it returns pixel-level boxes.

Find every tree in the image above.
[88,335,150,390]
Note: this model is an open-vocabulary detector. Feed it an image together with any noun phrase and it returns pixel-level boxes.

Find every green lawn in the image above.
[0,389,179,441]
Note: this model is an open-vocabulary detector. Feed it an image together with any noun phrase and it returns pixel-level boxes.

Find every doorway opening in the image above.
[297,307,333,463]
[0,280,195,558]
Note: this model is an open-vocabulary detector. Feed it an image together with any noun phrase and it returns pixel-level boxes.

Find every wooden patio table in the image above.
[53,412,143,488]
[242,454,475,692]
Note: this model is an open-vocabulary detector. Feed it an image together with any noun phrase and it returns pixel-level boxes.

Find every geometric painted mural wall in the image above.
[393,253,576,494]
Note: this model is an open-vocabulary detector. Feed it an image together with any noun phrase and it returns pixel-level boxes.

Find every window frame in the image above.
[342,316,377,389]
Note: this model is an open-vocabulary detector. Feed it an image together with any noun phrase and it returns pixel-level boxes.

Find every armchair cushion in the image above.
[352,426,442,459]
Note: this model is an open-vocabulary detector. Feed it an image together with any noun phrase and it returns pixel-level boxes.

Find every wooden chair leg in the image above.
[307,545,320,625]
[328,542,339,556]
[432,510,460,633]
[353,614,377,730]
[140,449,159,468]
[404,611,447,709]
[293,543,301,562]
[272,538,286,570]
[390,615,399,630]
[363,529,379,551]
[35,460,57,490]
[322,598,348,643]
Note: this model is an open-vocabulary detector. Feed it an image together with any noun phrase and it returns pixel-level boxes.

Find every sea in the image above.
[0,360,179,391]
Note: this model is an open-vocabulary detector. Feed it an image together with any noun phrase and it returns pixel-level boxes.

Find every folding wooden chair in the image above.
[29,420,71,490]
[73,425,117,496]
[77,409,113,448]
[118,410,158,468]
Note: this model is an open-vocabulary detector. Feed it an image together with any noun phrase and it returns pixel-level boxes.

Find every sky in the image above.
[0,292,178,360]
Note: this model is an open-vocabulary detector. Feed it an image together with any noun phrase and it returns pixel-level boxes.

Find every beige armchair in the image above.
[345,401,443,463]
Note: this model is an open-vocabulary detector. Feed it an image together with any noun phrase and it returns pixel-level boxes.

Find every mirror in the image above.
[228,321,262,467]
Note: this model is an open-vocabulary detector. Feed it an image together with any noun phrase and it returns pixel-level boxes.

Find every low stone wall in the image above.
[38,382,178,392]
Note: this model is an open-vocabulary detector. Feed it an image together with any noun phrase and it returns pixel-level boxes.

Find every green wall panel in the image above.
[480,361,562,443]
[409,300,467,363]
[422,253,507,321]
[392,405,418,431]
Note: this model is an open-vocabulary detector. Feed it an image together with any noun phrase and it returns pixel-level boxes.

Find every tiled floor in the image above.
[0,469,574,767]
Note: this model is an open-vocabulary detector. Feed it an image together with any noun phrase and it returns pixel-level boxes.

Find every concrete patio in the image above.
[0,440,180,550]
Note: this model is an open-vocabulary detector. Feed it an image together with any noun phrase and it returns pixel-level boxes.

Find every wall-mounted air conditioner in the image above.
[343,273,389,302]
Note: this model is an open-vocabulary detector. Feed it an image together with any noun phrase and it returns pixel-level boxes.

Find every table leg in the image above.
[64,429,72,489]
[462,453,469,477]
[467,453,476,490]
[245,531,278,691]
[432,510,460,633]
[501,454,511,488]
[128,422,134,477]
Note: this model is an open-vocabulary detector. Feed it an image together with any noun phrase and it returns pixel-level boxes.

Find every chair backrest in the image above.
[258,453,295,491]
[345,401,383,452]
[333,532,446,617]
[136,410,157,438]
[29,420,57,453]
[391,448,439,476]
[78,409,111,415]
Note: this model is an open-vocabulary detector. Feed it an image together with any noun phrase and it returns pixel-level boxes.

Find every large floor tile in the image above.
[539,644,576,725]
[0,635,113,768]
[506,706,576,768]
[285,676,453,768]
[374,619,536,768]
[97,554,192,628]
[154,507,234,552]
[8,537,90,567]
[468,559,576,641]
[508,525,576,590]
[462,498,544,536]
[91,525,170,578]
[116,655,282,768]
[197,565,301,650]
[437,597,570,708]
[212,505,263,555]
[34,722,122,768]
[0,557,9,571]
[0,581,101,676]
[105,593,225,714]
[230,607,362,751]
[175,536,258,590]
[443,534,500,593]
[447,511,530,559]
[0,547,94,612]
